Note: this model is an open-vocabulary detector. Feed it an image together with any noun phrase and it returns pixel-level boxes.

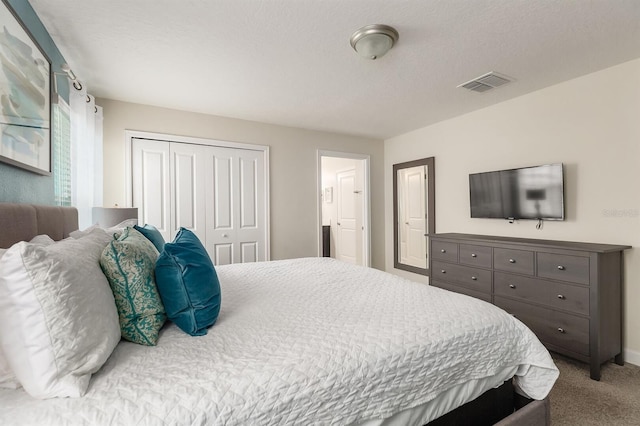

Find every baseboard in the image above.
[624,348,640,366]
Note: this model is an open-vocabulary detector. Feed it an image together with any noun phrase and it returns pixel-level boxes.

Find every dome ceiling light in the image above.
[350,24,399,60]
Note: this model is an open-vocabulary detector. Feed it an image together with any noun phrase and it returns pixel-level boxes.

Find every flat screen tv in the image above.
[469,163,564,220]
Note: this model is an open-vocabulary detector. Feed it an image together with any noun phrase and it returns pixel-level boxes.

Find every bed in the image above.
[0,203,557,425]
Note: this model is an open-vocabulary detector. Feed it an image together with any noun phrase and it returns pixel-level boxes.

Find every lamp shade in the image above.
[92,207,139,227]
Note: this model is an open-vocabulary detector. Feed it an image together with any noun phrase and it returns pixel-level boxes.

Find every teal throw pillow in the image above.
[155,228,221,336]
[134,224,166,253]
[100,227,166,345]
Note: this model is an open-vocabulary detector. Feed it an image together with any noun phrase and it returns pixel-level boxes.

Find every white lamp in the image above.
[92,207,139,227]
[350,24,399,60]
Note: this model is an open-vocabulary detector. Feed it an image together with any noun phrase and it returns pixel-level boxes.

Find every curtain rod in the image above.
[61,63,83,91]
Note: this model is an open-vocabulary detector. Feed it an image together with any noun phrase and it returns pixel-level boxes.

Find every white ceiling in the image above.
[30,0,640,140]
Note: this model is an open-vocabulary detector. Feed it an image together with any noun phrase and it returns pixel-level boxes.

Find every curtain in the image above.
[68,82,103,229]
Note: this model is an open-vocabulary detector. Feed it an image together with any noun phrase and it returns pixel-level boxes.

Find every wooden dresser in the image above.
[429,233,630,380]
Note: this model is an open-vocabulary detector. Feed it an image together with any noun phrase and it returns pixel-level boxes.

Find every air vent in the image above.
[458,72,512,93]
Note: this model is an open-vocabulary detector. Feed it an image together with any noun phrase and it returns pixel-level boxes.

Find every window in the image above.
[52,98,72,206]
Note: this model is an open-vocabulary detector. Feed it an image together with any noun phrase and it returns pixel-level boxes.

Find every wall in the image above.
[98,99,385,268]
[0,0,68,204]
[384,58,640,361]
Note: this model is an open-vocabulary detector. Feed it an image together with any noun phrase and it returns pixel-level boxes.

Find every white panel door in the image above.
[205,147,267,265]
[204,147,234,265]
[336,169,357,264]
[400,165,427,268]
[131,135,267,265]
[170,143,206,242]
[237,149,265,263]
[131,138,171,242]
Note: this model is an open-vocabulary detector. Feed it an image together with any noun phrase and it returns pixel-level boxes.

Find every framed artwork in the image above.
[0,0,51,175]
[324,187,333,203]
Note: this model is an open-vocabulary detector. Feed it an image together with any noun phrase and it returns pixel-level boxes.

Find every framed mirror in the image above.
[393,157,435,275]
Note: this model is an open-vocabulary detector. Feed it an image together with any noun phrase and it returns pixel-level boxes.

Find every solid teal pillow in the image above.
[99,227,166,345]
[155,228,221,336]
[134,224,165,253]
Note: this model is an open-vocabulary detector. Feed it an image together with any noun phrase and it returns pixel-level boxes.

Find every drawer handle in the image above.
[557,265,565,270]
[441,249,446,253]
[557,327,566,334]
[441,269,446,274]
[557,294,565,300]
[509,284,516,289]
[471,276,477,281]
[509,259,516,263]
[471,253,477,258]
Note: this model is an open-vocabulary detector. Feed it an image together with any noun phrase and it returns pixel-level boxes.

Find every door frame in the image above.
[317,150,371,267]
[125,130,271,259]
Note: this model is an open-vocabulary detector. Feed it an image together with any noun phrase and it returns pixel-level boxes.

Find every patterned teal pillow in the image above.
[100,227,166,345]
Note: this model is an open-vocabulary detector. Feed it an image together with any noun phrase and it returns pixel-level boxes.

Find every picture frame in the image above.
[324,187,333,203]
[0,0,51,175]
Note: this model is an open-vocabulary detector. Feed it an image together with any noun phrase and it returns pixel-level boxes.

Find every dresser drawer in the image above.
[459,244,492,268]
[431,240,458,262]
[432,261,491,293]
[493,248,534,275]
[495,296,589,356]
[494,272,589,316]
[537,252,590,285]
[431,280,492,303]
[494,272,547,306]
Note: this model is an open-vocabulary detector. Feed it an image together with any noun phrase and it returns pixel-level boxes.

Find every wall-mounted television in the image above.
[469,163,564,220]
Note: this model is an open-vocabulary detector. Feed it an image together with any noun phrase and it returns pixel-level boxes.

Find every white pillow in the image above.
[0,235,77,390]
[0,228,121,399]
[0,249,21,390]
[0,349,19,389]
[69,219,137,240]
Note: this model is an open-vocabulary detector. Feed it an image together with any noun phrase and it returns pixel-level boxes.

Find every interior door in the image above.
[400,165,427,268]
[170,143,206,242]
[204,147,266,265]
[336,169,358,264]
[131,138,171,242]
[132,137,267,265]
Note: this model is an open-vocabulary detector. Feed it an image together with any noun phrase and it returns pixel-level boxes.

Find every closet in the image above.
[129,133,269,265]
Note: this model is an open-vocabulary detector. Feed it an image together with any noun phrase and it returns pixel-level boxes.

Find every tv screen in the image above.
[469,163,564,220]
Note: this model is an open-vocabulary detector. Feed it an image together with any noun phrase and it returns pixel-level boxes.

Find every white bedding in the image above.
[0,258,558,425]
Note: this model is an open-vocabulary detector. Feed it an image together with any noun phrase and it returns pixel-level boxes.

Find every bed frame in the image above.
[0,203,550,425]
[0,203,78,248]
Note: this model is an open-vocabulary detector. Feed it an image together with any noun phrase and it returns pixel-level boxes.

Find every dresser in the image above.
[429,233,630,380]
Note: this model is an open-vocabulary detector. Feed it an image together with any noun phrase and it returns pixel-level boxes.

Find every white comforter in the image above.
[0,258,558,425]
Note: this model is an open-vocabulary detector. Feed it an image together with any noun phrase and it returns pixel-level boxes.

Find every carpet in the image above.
[550,354,640,425]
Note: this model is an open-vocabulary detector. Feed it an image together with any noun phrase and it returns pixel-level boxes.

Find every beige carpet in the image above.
[550,354,640,425]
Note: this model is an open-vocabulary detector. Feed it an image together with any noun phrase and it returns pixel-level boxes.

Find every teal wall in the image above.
[0,0,68,204]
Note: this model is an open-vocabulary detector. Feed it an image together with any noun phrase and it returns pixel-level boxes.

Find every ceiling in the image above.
[29,0,640,140]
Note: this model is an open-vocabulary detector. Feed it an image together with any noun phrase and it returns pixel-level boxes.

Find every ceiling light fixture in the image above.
[350,24,399,60]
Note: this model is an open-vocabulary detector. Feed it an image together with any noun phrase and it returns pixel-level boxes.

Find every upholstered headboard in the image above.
[0,203,79,249]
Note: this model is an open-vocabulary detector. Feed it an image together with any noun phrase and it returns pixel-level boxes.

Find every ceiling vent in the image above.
[458,72,512,93]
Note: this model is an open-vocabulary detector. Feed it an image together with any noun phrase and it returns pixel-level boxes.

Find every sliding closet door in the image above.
[204,147,267,265]
[132,138,171,242]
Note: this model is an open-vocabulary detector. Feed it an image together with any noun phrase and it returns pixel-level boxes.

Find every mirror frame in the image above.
[393,157,435,276]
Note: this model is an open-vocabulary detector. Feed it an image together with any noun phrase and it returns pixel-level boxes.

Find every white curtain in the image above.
[69,82,103,229]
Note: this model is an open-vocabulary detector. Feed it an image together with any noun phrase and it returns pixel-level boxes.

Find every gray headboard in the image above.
[0,203,79,249]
